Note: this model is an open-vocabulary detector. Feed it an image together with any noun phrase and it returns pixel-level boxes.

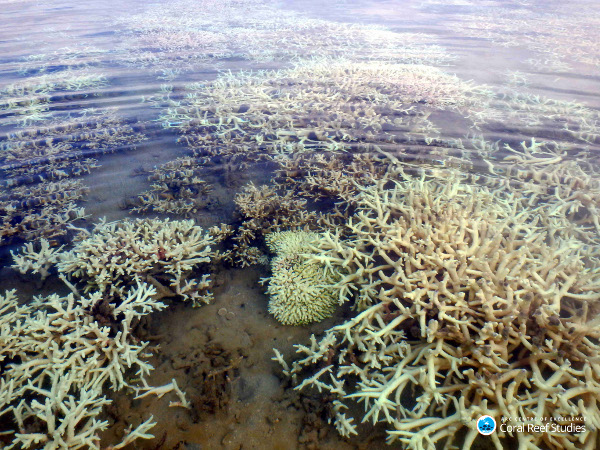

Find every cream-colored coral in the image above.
[57,218,219,306]
[0,283,162,449]
[0,107,147,246]
[277,174,600,449]
[10,239,64,281]
[0,179,89,245]
[219,183,319,267]
[263,231,341,325]
[118,0,450,70]
[172,58,482,166]
[131,157,213,216]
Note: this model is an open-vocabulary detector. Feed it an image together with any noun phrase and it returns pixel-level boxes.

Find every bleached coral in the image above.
[117,0,450,70]
[219,183,319,267]
[131,157,213,216]
[57,218,219,306]
[263,231,341,325]
[277,174,600,449]
[0,179,89,245]
[11,239,64,281]
[0,284,162,449]
[4,217,210,448]
[172,58,483,167]
[0,107,147,246]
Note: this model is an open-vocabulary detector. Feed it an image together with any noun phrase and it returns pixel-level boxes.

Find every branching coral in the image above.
[1,109,145,183]
[117,0,450,71]
[55,218,220,306]
[171,59,482,166]
[262,231,341,325]
[10,238,64,282]
[0,107,148,246]
[451,135,600,247]
[4,217,205,448]
[273,151,390,205]
[219,183,320,267]
[0,69,108,127]
[0,285,163,449]
[0,179,89,245]
[276,174,600,449]
[131,157,213,216]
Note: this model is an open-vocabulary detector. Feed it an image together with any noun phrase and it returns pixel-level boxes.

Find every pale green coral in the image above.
[263,231,341,325]
[265,230,320,257]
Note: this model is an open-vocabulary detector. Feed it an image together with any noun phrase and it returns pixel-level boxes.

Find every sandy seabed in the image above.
[96,267,389,450]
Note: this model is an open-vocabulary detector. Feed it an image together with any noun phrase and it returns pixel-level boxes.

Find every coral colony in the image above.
[262,231,340,325]
[2,0,600,448]
[273,170,600,449]
[3,218,220,448]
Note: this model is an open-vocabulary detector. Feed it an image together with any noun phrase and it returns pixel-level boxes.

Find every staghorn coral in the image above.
[273,151,390,205]
[219,182,319,268]
[262,231,341,325]
[445,135,600,247]
[275,174,600,449]
[0,107,148,246]
[56,218,220,306]
[117,0,450,71]
[171,59,482,164]
[0,69,109,127]
[0,108,146,184]
[440,0,600,71]
[153,54,600,187]
[130,157,213,216]
[0,179,89,245]
[0,285,163,449]
[10,238,64,282]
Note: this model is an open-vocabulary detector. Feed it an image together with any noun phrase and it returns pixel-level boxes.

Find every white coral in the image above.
[11,239,64,281]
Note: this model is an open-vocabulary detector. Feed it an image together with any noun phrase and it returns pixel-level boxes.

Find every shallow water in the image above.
[1,0,600,449]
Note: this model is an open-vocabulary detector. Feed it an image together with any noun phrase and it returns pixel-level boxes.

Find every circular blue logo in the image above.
[477,415,496,435]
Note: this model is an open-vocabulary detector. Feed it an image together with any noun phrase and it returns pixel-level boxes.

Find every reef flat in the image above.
[1,0,600,449]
